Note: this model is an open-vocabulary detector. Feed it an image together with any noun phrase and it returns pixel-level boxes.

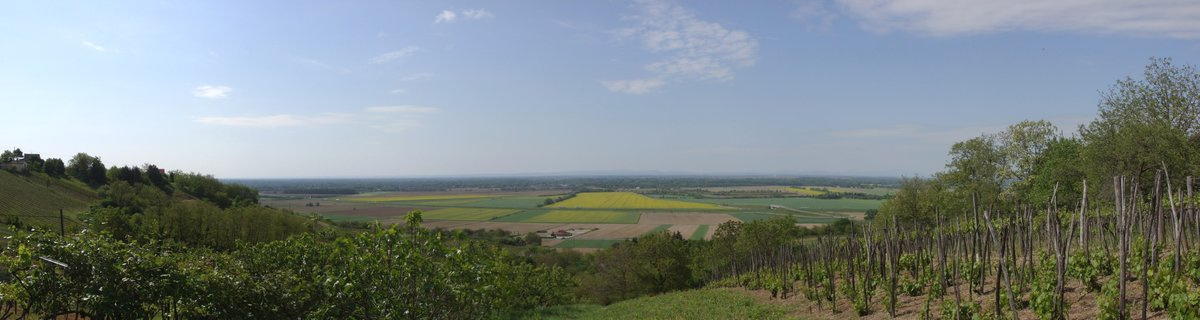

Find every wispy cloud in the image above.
[369,46,420,64]
[437,9,494,23]
[81,40,107,52]
[790,0,839,31]
[605,0,758,94]
[601,78,666,94]
[365,106,439,114]
[196,106,440,132]
[435,10,458,23]
[462,9,494,20]
[836,0,1200,38]
[192,85,232,99]
[195,113,353,128]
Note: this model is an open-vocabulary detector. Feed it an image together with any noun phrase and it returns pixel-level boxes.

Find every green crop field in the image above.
[690,225,709,240]
[553,239,625,249]
[549,192,724,210]
[682,197,882,212]
[455,196,549,208]
[499,210,641,224]
[423,208,520,221]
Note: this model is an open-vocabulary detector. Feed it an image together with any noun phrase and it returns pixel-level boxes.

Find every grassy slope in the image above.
[513,288,788,320]
[0,171,96,227]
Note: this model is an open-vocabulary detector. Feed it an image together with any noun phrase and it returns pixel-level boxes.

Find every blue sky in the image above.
[1,0,1198,178]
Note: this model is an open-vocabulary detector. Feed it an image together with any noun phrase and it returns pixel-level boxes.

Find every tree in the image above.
[999,120,1060,196]
[87,158,108,187]
[1080,57,1200,190]
[43,158,66,177]
[67,153,95,181]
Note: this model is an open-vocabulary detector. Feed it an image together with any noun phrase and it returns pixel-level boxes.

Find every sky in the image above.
[1,0,1198,179]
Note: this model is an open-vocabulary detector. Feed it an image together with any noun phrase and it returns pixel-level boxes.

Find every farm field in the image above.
[346,194,496,202]
[689,225,709,240]
[549,192,725,210]
[422,208,520,221]
[682,197,882,212]
[271,189,871,251]
[497,210,641,224]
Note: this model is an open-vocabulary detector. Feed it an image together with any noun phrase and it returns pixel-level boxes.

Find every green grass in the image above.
[422,208,520,221]
[690,225,709,240]
[553,239,625,249]
[683,197,882,212]
[497,210,641,224]
[512,288,788,319]
[0,171,96,228]
[549,192,725,210]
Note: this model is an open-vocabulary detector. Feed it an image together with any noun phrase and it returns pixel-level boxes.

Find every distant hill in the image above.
[0,170,96,229]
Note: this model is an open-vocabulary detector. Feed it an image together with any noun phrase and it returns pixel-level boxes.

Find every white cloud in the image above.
[462,9,494,20]
[364,106,440,114]
[198,107,442,131]
[369,46,420,64]
[435,10,458,23]
[600,78,666,94]
[437,9,493,23]
[195,113,352,128]
[389,88,407,94]
[192,85,232,99]
[81,40,107,52]
[790,0,838,31]
[608,0,758,93]
[836,0,1200,38]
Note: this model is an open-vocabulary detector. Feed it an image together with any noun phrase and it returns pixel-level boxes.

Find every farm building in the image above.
[0,160,27,171]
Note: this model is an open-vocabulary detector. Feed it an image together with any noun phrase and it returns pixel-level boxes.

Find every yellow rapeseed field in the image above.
[549,192,723,209]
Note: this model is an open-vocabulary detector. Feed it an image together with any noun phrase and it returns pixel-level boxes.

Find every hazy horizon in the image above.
[3,1,1198,178]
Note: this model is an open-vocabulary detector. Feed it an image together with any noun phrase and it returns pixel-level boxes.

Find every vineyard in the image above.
[700,175,1200,319]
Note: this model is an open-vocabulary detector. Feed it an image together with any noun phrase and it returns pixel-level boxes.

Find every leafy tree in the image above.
[1080,57,1200,191]
[999,120,1060,196]
[67,153,94,181]
[144,164,171,193]
[87,158,108,187]
[43,158,65,177]
[577,231,695,304]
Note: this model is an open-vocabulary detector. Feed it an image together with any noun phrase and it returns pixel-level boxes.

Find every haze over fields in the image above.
[2,1,1199,178]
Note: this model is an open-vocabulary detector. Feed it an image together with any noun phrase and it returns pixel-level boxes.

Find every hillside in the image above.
[0,171,96,228]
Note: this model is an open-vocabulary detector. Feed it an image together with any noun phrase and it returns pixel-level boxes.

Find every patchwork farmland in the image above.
[265,189,884,250]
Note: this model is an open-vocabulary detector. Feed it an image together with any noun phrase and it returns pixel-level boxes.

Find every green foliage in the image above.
[172,172,259,208]
[1097,278,1125,320]
[1029,253,1066,320]
[0,225,569,319]
[85,181,312,250]
[1080,57,1200,187]
[1068,251,1113,292]
[42,158,65,177]
[576,231,696,305]
[940,300,980,320]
